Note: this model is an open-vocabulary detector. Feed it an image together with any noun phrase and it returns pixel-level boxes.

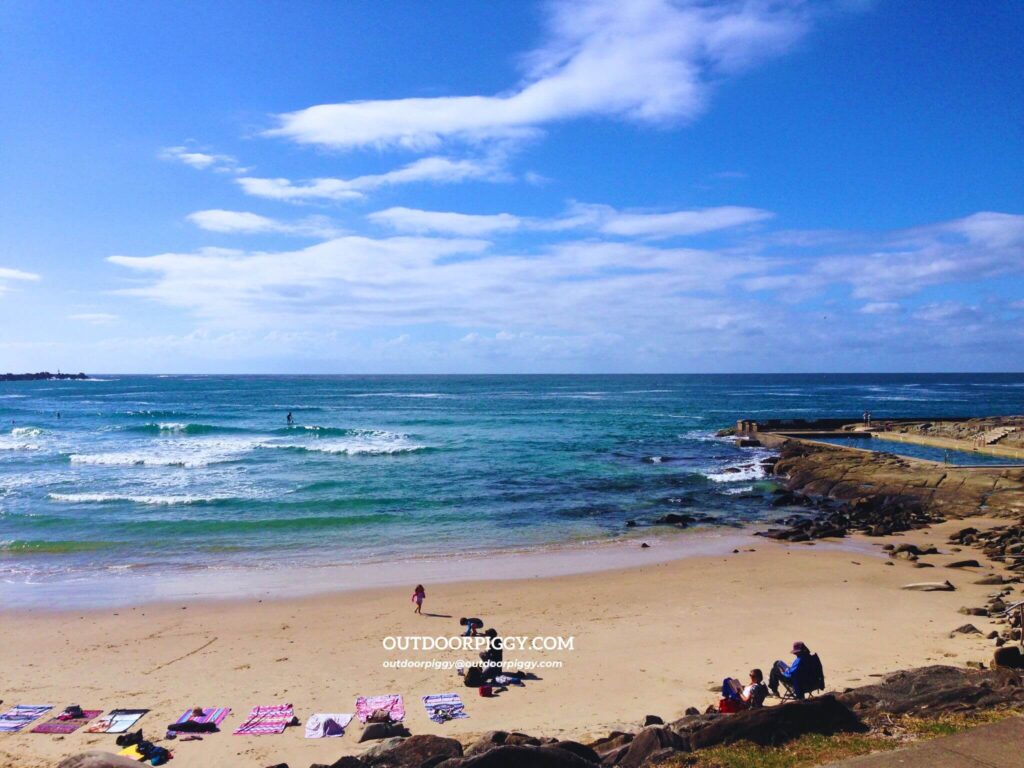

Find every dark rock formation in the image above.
[443,744,597,767]
[614,726,689,767]
[687,696,866,749]
[836,665,1024,717]
[993,647,1024,670]
[0,371,88,381]
[362,735,463,766]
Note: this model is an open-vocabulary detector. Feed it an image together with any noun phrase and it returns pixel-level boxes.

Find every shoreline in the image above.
[1,517,1016,767]
[1,524,817,613]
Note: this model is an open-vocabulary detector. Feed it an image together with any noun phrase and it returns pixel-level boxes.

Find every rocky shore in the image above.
[0,371,88,381]
[754,439,1024,543]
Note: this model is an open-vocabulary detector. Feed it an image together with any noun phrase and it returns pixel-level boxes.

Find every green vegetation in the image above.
[656,710,1023,768]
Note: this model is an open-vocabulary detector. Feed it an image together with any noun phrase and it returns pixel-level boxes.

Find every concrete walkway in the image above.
[825,715,1024,767]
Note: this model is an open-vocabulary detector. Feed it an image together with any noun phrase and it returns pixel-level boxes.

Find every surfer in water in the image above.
[286,411,294,425]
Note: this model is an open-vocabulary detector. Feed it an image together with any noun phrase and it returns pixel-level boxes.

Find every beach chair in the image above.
[779,653,825,701]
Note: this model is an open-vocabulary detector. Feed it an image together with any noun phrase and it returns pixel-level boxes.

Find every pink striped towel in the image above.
[355,694,404,724]
[232,704,294,736]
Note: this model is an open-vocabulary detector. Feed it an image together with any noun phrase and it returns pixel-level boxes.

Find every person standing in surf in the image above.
[286,411,294,426]
[412,584,425,614]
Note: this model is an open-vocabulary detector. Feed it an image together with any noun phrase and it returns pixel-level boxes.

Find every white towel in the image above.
[304,712,353,739]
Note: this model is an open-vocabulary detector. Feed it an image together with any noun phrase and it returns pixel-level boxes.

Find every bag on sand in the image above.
[478,686,493,698]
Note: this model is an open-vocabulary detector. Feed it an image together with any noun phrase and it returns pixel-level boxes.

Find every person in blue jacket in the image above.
[769,640,812,697]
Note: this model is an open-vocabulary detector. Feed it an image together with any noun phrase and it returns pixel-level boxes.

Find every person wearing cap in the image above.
[769,641,812,697]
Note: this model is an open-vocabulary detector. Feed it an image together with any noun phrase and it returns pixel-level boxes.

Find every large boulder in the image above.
[463,731,544,758]
[613,726,688,767]
[687,696,866,749]
[446,745,597,767]
[56,754,143,768]
[993,646,1024,670]
[363,734,463,767]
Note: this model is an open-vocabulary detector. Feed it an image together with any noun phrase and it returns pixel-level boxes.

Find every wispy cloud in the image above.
[68,312,118,324]
[859,302,901,315]
[0,266,41,295]
[237,156,505,202]
[266,0,809,150]
[106,234,769,341]
[806,212,1024,300]
[160,145,244,174]
[368,202,772,238]
[368,208,522,236]
[186,209,342,238]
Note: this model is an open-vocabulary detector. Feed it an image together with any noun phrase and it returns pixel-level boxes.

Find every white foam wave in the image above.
[349,392,449,399]
[11,427,43,438]
[270,429,426,455]
[49,492,221,505]
[69,437,262,468]
[705,464,767,483]
[720,485,755,495]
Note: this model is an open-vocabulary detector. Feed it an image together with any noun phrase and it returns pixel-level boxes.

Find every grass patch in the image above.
[686,733,897,768]
[654,710,1023,768]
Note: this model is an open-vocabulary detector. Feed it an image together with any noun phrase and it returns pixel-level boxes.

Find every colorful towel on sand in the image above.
[0,705,53,733]
[31,709,102,734]
[167,707,231,736]
[84,708,148,734]
[355,694,405,724]
[233,704,294,736]
[304,713,353,738]
[422,693,467,724]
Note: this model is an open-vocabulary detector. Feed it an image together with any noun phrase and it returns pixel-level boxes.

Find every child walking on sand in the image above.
[412,584,425,614]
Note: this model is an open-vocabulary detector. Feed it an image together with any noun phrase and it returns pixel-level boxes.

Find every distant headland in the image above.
[0,371,88,382]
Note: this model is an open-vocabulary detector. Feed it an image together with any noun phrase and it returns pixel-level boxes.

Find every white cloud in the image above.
[595,205,773,238]
[912,302,983,324]
[368,202,772,238]
[810,212,1024,301]
[0,266,40,295]
[368,207,522,236]
[68,313,118,324]
[106,235,769,340]
[859,302,901,315]
[160,146,243,174]
[186,209,341,238]
[266,0,808,150]
[237,156,504,202]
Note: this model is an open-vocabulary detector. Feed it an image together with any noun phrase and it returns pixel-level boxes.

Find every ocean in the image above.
[1,374,1022,605]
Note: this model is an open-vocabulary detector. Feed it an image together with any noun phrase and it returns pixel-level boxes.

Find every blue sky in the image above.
[1,0,1022,373]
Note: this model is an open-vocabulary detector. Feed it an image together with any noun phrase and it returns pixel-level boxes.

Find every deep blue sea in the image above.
[1,374,1022,591]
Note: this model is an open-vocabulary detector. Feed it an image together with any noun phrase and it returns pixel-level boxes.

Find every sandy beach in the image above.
[0,518,1013,768]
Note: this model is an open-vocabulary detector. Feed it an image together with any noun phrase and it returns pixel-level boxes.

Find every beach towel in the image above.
[422,693,468,724]
[31,709,102,734]
[355,694,404,724]
[167,707,231,736]
[304,713,353,738]
[85,708,148,734]
[0,705,52,733]
[232,704,294,736]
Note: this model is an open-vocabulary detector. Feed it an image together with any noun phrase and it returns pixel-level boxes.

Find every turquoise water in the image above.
[1,374,1022,588]
[811,435,1021,466]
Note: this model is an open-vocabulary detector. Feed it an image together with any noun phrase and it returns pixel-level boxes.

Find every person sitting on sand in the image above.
[460,617,484,636]
[769,641,813,698]
[720,669,767,712]
[412,584,425,614]
[742,668,768,706]
[479,628,503,681]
